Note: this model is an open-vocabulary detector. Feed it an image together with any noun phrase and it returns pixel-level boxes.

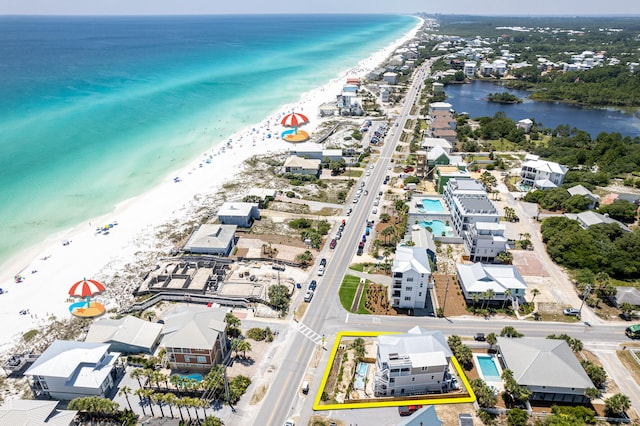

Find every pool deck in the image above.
[473,353,504,392]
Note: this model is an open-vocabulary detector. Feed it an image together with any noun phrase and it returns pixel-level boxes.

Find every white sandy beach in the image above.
[0,19,422,354]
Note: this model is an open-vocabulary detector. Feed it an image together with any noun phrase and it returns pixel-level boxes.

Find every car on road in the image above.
[329,239,337,249]
[317,266,324,276]
[563,308,580,316]
[378,191,383,196]
[372,208,378,214]
[304,290,314,302]
[369,164,374,169]
[308,280,317,291]
[364,190,368,196]
[284,419,295,426]
[320,258,326,267]
[353,198,358,204]
[388,166,392,170]
[346,207,352,216]
[335,232,342,240]
[365,171,370,176]
[474,333,486,341]
[301,380,309,394]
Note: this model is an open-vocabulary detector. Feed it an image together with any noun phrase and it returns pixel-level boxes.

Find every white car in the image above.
[304,290,314,302]
[317,266,325,276]
[284,420,295,426]
[353,198,358,204]
[369,164,374,169]
[366,171,371,176]
[372,208,378,214]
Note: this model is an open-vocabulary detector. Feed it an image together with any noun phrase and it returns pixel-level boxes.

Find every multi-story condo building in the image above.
[464,222,508,263]
[443,179,500,236]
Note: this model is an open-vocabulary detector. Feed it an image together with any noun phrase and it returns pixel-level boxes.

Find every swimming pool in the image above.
[354,363,368,390]
[357,362,368,376]
[421,198,445,213]
[179,373,203,382]
[476,355,501,381]
[418,220,452,237]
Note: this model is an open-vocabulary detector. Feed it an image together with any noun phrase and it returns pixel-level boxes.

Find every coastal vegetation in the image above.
[486,92,522,104]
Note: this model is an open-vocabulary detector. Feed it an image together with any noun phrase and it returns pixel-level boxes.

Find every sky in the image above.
[1,0,639,16]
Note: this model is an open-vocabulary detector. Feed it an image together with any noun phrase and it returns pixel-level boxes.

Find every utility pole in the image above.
[441,276,450,318]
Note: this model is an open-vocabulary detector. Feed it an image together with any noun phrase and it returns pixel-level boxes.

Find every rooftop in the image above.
[84,315,163,350]
[378,326,452,363]
[217,202,259,218]
[392,246,431,275]
[184,224,237,252]
[0,400,77,426]
[457,263,527,293]
[161,305,227,349]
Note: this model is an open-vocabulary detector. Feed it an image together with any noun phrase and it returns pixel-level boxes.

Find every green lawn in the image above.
[357,283,370,314]
[339,275,361,311]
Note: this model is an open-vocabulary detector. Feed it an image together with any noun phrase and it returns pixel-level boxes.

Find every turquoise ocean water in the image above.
[0,14,417,264]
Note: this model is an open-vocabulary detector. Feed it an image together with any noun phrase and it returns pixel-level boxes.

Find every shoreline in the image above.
[0,17,422,353]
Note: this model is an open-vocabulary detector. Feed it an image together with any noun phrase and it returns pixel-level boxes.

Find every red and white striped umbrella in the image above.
[280,112,309,127]
[68,279,106,298]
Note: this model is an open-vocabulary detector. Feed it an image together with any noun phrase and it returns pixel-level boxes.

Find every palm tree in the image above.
[151,392,166,417]
[486,333,497,352]
[503,289,512,310]
[143,389,156,417]
[131,368,146,388]
[118,386,133,411]
[163,392,177,419]
[179,397,194,422]
[605,393,631,417]
[471,293,480,312]
[235,339,252,358]
[381,226,394,245]
[530,288,540,304]
[170,374,183,392]
[134,388,148,416]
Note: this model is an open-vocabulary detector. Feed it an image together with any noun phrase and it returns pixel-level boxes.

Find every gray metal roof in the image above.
[457,263,527,294]
[161,306,227,349]
[497,337,594,390]
[0,400,77,426]
[85,315,163,350]
[378,326,452,363]
[184,224,237,252]
[615,287,640,306]
[397,405,443,426]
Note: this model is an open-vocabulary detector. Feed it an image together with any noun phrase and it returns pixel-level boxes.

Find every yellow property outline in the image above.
[313,331,476,410]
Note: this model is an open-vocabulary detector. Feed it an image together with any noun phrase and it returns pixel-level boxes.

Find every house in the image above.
[283,155,321,176]
[421,137,452,154]
[566,184,599,209]
[161,306,229,370]
[444,179,500,235]
[84,315,163,354]
[614,287,640,308]
[434,166,471,194]
[25,340,121,401]
[374,326,454,397]
[427,145,453,167]
[431,128,457,143]
[432,82,444,94]
[464,61,477,78]
[520,154,568,189]
[380,85,392,102]
[383,72,398,84]
[0,400,77,426]
[456,263,527,304]
[247,187,277,206]
[217,202,260,228]
[398,405,443,426]
[564,211,631,232]
[516,118,533,133]
[319,102,338,117]
[411,227,437,265]
[497,337,595,403]
[428,102,453,115]
[183,224,237,256]
[391,246,433,309]
[464,222,508,263]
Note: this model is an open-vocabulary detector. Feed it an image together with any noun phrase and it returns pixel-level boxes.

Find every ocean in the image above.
[0,14,417,264]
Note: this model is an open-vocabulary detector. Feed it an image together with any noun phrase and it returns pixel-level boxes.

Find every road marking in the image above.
[297,322,323,344]
[345,313,350,323]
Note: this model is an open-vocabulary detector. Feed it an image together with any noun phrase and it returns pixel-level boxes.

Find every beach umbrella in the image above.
[280,112,309,128]
[69,278,105,298]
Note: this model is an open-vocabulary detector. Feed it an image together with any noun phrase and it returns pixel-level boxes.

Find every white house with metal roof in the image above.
[497,337,595,403]
[456,263,527,304]
[421,137,452,154]
[0,400,77,426]
[283,155,321,176]
[24,340,121,401]
[374,326,454,397]
[217,202,260,228]
[391,246,433,309]
[564,211,631,232]
[160,306,229,370]
[84,315,163,354]
[520,154,568,189]
[183,224,237,256]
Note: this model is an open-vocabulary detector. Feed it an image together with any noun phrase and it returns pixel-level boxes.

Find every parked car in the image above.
[364,190,369,196]
[378,191,383,196]
[329,239,337,249]
[474,333,486,341]
[308,280,317,291]
[304,290,314,302]
[346,207,352,216]
[353,198,358,204]
[284,419,295,426]
[320,258,327,267]
[317,266,324,276]
[372,208,378,214]
[563,308,580,316]
[398,405,422,416]
[301,381,309,394]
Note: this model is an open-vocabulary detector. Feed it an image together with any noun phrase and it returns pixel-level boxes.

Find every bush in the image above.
[247,328,266,341]
[286,191,295,198]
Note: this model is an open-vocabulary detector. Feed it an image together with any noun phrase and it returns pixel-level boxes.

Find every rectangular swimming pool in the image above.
[476,355,501,380]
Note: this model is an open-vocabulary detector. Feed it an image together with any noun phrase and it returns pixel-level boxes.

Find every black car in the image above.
[474,333,486,341]
[309,280,317,291]
[320,258,327,267]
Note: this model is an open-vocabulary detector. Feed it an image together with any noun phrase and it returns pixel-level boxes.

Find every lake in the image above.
[444,80,640,138]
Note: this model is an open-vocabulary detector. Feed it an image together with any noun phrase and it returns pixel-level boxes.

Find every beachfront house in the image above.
[464,222,508,263]
[217,202,260,228]
[564,211,631,233]
[391,245,433,310]
[374,326,454,397]
[246,187,277,208]
[443,179,500,235]
[183,224,238,256]
[283,155,321,177]
[520,154,568,190]
[456,263,527,306]
[383,72,398,84]
[496,337,595,403]
[84,315,163,354]
[25,340,121,401]
[566,184,599,209]
[160,306,229,370]
[0,400,77,425]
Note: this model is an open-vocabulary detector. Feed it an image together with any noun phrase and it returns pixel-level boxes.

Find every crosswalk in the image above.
[296,322,324,345]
